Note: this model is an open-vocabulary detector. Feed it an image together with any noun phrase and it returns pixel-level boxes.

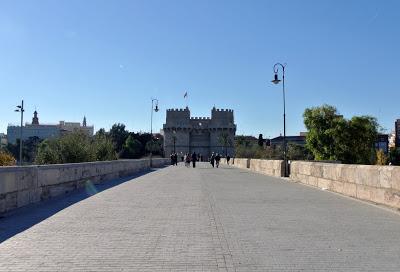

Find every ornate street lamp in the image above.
[150,98,159,167]
[271,63,288,177]
[172,130,177,154]
[15,100,25,166]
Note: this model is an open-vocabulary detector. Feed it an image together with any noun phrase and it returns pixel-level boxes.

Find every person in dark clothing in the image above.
[210,153,215,168]
[215,153,221,168]
[192,152,197,168]
[185,153,191,167]
[170,153,174,165]
[174,153,178,166]
[226,155,231,165]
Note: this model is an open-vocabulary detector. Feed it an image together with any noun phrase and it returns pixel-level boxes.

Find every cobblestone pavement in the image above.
[1,163,400,271]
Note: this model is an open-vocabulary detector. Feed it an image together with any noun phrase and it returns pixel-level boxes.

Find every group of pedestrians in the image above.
[209,152,221,168]
[184,152,197,168]
[170,151,232,169]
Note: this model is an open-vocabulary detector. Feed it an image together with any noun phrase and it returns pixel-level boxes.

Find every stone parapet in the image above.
[290,161,400,209]
[227,158,284,177]
[232,158,250,169]
[249,159,285,177]
[0,158,170,215]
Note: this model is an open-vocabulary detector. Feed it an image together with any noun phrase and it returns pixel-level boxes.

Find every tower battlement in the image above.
[213,108,233,112]
[163,106,236,157]
[190,117,211,120]
[166,107,190,112]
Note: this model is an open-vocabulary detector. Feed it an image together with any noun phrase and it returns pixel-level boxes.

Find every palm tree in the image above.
[219,132,233,157]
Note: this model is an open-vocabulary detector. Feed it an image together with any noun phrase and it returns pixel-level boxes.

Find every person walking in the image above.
[192,152,197,168]
[226,155,231,165]
[210,152,215,168]
[185,153,191,167]
[215,153,221,168]
[174,153,178,166]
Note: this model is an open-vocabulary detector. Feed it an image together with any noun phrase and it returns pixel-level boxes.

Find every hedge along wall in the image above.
[290,161,400,209]
[0,158,170,215]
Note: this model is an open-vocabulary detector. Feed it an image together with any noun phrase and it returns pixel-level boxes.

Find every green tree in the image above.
[36,131,117,164]
[23,136,42,163]
[109,123,129,153]
[93,134,117,161]
[58,132,94,163]
[120,135,143,159]
[389,147,400,165]
[35,139,62,164]
[145,140,162,155]
[287,143,314,161]
[303,104,341,161]
[303,104,378,164]
[95,128,107,138]
[219,132,233,156]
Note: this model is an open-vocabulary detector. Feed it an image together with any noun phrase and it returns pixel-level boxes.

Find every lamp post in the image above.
[172,130,176,154]
[15,100,25,166]
[150,98,159,167]
[271,63,288,177]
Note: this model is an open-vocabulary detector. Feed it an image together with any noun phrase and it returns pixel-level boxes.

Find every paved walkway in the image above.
[1,163,400,271]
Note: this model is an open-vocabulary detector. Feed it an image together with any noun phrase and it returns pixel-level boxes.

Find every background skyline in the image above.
[1,0,399,137]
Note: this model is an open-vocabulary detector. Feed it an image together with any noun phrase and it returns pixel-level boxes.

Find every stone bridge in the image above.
[1,162,400,271]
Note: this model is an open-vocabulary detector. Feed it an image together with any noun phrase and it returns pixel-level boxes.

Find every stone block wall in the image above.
[228,158,284,177]
[290,161,400,209]
[249,159,285,177]
[0,158,169,215]
[232,158,250,169]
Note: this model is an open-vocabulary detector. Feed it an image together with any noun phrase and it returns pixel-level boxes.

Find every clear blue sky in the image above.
[1,0,399,137]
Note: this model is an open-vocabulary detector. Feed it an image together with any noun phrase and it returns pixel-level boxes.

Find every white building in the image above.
[389,130,396,148]
[7,111,94,144]
[0,133,7,148]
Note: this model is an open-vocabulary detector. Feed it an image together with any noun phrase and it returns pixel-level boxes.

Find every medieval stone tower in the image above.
[163,107,236,157]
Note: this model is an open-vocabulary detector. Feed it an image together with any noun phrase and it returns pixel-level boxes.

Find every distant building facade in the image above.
[389,130,396,149]
[163,107,236,157]
[396,119,400,148]
[270,135,306,147]
[0,133,7,148]
[7,111,94,144]
[375,134,389,154]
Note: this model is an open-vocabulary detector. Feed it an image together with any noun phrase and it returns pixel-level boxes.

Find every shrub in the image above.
[0,150,17,166]
[36,131,117,164]
[376,149,388,165]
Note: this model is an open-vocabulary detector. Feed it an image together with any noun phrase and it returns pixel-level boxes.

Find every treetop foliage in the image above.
[303,104,379,164]
[33,123,164,164]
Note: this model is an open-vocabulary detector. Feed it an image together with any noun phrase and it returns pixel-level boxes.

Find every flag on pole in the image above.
[184,92,188,98]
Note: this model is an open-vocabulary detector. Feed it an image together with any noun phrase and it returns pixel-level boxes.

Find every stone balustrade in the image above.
[232,158,250,169]
[249,159,285,177]
[228,158,284,177]
[0,158,170,215]
[229,158,400,209]
[290,161,400,209]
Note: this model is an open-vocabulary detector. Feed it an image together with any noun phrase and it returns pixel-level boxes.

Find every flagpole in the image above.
[184,92,188,108]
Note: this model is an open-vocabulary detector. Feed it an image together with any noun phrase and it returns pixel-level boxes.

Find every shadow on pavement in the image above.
[0,169,157,244]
